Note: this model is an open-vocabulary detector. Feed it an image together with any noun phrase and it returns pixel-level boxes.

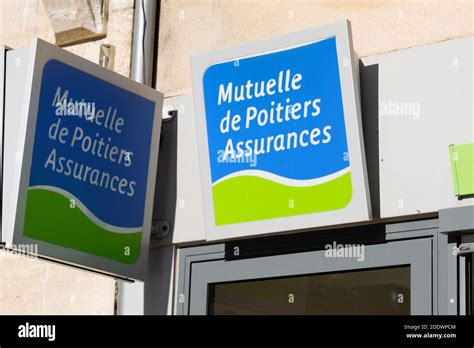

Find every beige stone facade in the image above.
[156,0,474,96]
[0,0,134,77]
[0,253,115,314]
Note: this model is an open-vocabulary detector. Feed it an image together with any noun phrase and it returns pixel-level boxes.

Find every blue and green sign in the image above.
[12,39,162,279]
[25,59,155,263]
[203,37,352,226]
[192,21,371,240]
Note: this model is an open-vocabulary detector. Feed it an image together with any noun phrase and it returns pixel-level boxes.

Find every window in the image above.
[208,266,410,315]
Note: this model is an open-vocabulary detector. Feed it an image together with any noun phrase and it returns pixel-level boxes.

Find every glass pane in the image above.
[208,266,410,315]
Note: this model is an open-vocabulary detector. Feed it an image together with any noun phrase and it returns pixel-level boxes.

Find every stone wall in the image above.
[156,0,474,97]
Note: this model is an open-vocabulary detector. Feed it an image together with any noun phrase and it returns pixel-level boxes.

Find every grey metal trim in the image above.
[386,228,438,241]
[385,217,459,315]
[439,206,474,234]
[385,220,440,313]
[467,254,473,315]
[386,218,438,235]
[385,219,439,314]
[176,218,463,315]
[2,47,29,247]
[188,238,432,315]
[456,243,474,256]
[437,232,458,315]
[144,245,175,314]
[117,281,144,315]
[432,234,439,315]
[175,244,225,315]
[150,111,177,248]
[459,256,466,315]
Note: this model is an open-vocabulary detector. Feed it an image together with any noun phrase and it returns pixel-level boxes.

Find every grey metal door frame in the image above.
[186,238,432,315]
[175,218,464,315]
[175,244,225,315]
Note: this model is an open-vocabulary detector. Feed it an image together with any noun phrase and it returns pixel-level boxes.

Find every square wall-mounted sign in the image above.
[191,20,372,241]
[4,39,163,280]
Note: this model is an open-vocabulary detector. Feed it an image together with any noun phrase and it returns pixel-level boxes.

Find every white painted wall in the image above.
[164,95,206,244]
[363,36,473,218]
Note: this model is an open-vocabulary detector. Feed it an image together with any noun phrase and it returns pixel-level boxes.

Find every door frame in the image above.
[175,218,457,315]
[188,238,431,314]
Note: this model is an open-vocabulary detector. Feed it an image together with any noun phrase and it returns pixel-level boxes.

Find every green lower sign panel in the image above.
[24,188,142,264]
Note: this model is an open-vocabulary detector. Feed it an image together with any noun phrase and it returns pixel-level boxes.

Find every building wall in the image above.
[0,0,473,315]
[1,0,134,77]
[158,1,473,245]
[156,0,474,97]
[0,254,116,314]
[0,0,135,314]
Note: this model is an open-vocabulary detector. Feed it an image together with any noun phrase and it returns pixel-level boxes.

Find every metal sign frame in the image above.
[10,39,163,280]
[191,20,371,241]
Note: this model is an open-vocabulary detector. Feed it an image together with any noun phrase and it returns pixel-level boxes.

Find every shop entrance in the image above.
[182,238,432,315]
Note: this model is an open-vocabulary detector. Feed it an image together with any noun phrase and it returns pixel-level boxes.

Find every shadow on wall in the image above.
[360,61,380,219]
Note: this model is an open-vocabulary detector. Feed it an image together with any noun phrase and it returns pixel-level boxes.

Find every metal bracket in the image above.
[151,219,171,238]
[149,109,178,247]
[99,44,115,70]
[454,243,474,256]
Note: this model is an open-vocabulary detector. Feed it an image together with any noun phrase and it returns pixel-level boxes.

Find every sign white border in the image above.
[191,20,372,241]
[11,39,163,280]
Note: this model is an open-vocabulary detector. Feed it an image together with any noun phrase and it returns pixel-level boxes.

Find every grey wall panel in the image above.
[163,95,206,244]
[362,36,473,218]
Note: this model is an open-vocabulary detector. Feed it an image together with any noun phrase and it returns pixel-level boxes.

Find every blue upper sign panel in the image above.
[29,60,155,229]
[203,37,349,184]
